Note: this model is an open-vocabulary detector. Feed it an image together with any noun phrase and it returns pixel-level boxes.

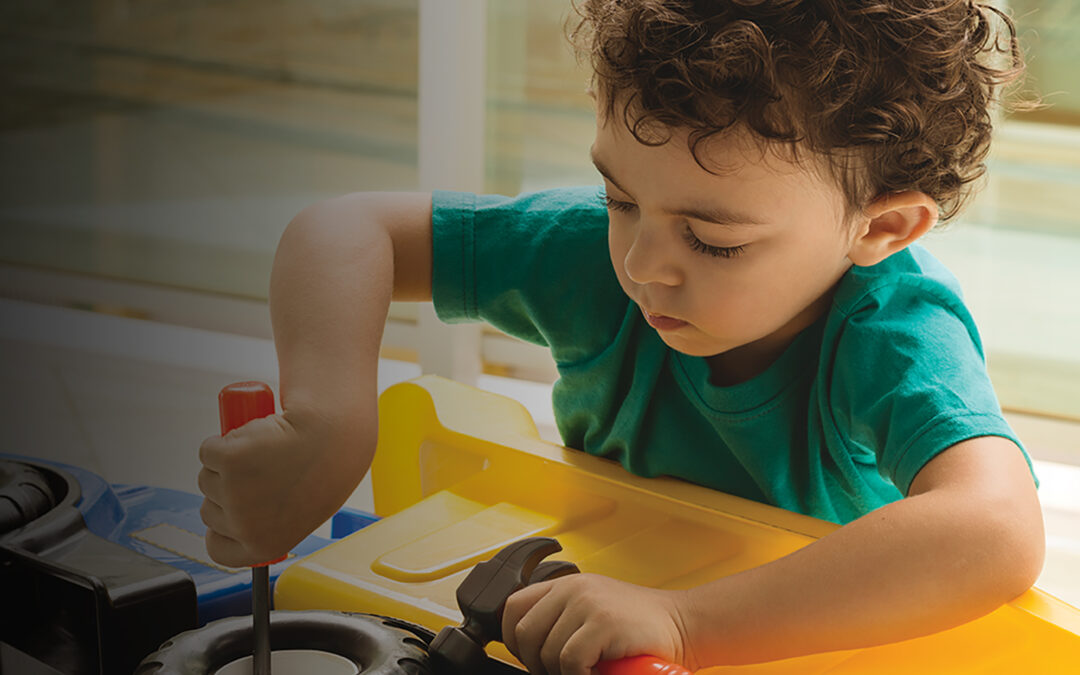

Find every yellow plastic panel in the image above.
[277,376,1080,673]
[373,500,557,582]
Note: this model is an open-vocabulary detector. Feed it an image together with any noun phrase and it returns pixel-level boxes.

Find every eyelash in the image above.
[602,194,746,259]
[603,194,637,214]
[681,229,746,259]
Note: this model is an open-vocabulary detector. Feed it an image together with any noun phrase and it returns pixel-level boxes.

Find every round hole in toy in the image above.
[214,649,359,675]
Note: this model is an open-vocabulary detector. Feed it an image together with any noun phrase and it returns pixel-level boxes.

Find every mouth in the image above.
[641,307,689,331]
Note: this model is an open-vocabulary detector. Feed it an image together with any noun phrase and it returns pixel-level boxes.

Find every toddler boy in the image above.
[198,1,1044,672]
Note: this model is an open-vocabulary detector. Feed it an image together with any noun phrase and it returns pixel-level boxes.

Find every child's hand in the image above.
[197,406,371,568]
[501,573,692,675]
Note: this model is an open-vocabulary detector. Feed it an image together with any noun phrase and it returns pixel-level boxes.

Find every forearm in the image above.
[679,480,1043,666]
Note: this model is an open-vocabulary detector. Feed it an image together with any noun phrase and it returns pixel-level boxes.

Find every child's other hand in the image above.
[502,573,692,675]
[197,406,371,568]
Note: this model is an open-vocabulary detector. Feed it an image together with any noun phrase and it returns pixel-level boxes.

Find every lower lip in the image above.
[642,309,688,331]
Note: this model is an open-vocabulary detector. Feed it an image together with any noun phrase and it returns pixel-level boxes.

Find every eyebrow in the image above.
[590,150,769,227]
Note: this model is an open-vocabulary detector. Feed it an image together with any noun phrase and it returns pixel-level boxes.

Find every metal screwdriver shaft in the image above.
[252,565,271,675]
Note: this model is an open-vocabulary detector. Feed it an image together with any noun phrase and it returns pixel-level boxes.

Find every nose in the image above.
[623,220,683,287]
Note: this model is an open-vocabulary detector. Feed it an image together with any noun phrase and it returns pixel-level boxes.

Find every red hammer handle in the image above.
[597,655,693,674]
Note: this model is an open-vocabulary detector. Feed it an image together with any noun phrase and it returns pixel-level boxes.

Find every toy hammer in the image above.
[429,536,692,675]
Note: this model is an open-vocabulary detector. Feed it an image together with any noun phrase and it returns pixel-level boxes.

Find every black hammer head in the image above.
[428,537,580,674]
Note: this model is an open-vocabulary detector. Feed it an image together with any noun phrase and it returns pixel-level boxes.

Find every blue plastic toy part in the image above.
[1,453,379,625]
[331,507,381,539]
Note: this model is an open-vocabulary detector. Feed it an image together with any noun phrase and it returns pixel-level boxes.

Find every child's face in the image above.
[592,115,860,381]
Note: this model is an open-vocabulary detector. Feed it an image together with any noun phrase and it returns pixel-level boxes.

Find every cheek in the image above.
[743,243,845,316]
[695,284,765,327]
[690,260,787,324]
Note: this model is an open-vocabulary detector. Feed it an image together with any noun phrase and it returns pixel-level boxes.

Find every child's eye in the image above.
[603,194,637,213]
[682,226,745,259]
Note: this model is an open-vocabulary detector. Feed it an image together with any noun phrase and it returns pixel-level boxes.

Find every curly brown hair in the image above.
[571,0,1033,223]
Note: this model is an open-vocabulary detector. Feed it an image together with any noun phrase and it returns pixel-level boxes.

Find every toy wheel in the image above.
[0,460,58,536]
[135,610,432,674]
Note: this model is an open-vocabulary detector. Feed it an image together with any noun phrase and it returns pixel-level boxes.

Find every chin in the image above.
[659,334,732,358]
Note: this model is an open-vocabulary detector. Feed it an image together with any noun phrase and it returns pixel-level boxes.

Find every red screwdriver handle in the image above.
[218,381,286,567]
[597,655,693,675]
[219,381,276,436]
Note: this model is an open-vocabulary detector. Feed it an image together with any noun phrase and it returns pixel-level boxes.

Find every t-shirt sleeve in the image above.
[430,186,629,367]
[828,278,1033,495]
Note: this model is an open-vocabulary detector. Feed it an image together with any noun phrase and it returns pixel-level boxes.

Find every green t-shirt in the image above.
[431,186,1032,524]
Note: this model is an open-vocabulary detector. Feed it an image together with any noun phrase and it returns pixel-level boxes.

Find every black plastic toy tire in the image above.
[0,460,58,536]
[135,610,432,675]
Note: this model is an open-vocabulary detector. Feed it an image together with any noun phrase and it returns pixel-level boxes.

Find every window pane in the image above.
[485,1,595,196]
[1008,0,1080,126]
[0,0,420,298]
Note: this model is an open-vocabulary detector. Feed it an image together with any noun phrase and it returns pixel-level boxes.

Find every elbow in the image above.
[909,438,1047,615]
[283,195,340,239]
[940,490,1046,613]
[276,196,342,264]
[282,193,379,246]
[1003,521,1045,601]
[273,194,392,275]
[980,503,1046,605]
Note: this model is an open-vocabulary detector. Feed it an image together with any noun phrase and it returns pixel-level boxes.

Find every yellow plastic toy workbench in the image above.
[276,376,1080,673]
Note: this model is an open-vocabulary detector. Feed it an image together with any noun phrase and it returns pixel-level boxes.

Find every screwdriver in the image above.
[219,381,286,675]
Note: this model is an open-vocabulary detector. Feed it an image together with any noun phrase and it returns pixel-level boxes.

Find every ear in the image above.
[847,191,939,267]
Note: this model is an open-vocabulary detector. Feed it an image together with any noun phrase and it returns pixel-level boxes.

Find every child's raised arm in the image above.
[197,192,433,568]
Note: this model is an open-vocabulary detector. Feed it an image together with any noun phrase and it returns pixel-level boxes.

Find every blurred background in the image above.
[1,0,1078,604]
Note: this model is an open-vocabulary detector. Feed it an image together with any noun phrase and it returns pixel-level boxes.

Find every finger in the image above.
[503,582,554,659]
[199,497,236,540]
[197,466,224,504]
[541,609,588,675]
[513,585,569,675]
[559,624,606,675]
[198,434,230,471]
[204,527,251,568]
